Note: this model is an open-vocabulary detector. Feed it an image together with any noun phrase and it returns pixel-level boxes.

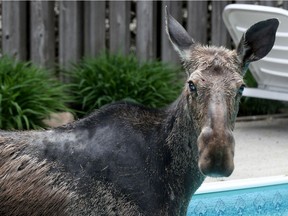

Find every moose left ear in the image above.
[237,18,279,71]
[165,6,195,61]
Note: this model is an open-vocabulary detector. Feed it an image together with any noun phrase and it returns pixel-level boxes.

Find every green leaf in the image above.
[0,55,73,130]
[66,53,183,117]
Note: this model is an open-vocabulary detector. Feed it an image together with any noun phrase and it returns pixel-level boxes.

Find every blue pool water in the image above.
[187,176,288,216]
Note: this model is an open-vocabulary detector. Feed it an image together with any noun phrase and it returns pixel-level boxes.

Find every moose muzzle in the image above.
[197,126,235,177]
[197,94,235,177]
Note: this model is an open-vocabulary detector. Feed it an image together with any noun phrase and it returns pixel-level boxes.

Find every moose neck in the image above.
[163,92,205,212]
[165,91,200,156]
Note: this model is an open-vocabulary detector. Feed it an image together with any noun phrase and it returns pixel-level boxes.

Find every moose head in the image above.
[166,8,278,177]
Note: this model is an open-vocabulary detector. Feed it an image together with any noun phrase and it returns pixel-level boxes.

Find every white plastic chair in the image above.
[223,4,288,101]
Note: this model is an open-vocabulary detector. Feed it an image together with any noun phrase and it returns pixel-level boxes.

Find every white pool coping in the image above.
[195,175,288,195]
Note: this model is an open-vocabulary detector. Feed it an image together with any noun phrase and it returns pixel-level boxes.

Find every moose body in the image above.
[0,9,278,216]
[1,100,203,215]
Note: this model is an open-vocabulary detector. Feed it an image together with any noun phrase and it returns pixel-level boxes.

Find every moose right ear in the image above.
[237,18,279,73]
[165,6,194,61]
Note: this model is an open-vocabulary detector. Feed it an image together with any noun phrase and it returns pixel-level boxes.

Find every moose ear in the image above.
[237,18,279,71]
[165,6,194,60]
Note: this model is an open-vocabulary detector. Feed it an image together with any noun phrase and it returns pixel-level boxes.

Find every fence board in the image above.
[136,1,157,61]
[109,1,130,55]
[211,1,231,47]
[258,1,278,7]
[84,1,106,57]
[187,1,208,44]
[283,1,288,9]
[235,0,254,3]
[30,1,55,69]
[2,0,281,71]
[59,1,83,74]
[2,1,27,60]
[161,1,182,65]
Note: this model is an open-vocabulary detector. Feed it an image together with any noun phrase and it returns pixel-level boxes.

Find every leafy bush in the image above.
[0,56,72,130]
[238,70,285,116]
[67,53,182,116]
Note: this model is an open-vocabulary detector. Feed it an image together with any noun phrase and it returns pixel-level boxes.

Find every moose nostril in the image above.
[199,157,234,177]
[215,151,223,166]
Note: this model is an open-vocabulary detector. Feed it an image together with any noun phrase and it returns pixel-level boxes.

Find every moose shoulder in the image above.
[0,9,278,216]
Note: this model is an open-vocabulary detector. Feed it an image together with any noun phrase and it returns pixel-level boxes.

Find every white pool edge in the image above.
[195,175,288,195]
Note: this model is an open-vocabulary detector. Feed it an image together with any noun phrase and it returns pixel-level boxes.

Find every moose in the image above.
[0,9,278,216]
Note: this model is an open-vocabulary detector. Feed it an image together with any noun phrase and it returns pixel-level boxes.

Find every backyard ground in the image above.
[205,115,288,183]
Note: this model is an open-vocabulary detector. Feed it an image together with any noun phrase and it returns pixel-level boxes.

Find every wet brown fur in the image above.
[0,135,144,216]
[0,136,73,216]
[66,180,142,216]
[185,45,244,132]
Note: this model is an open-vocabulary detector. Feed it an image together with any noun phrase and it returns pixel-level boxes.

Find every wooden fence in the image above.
[1,1,288,76]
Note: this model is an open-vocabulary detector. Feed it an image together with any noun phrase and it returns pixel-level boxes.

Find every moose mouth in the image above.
[197,127,235,177]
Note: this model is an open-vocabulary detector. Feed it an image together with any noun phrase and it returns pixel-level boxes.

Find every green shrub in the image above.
[238,70,285,116]
[67,53,182,116]
[0,56,72,130]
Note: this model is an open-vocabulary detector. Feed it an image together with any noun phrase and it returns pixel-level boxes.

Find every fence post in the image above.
[84,1,106,57]
[30,1,55,69]
[136,1,157,61]
[211,1,232,47]
[187,1,208,45]
[161,1,182,65]
[109,1,130,55]
[59,1,83,79]
[2,1,27,60]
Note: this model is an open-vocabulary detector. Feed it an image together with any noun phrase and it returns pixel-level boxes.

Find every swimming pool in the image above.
[187,175,288,216]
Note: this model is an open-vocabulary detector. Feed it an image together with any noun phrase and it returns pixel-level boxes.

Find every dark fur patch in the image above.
[66,180,143,215]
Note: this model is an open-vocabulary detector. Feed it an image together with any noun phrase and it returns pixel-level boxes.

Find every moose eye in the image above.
[238,84,245,95]
[188,81,197,92]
